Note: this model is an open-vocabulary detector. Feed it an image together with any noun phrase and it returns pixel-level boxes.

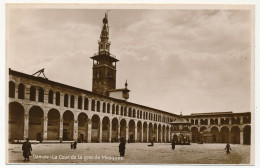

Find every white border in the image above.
[1,0,259,168]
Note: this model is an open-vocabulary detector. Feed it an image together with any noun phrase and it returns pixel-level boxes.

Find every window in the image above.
[70,95,74,108]
[48,90,53,104]
[91,100,95,111]
[64,94,68,107]
[97,101,100,112]
[56,92,60,106]
[9,81,15,98]
[30,86,36,101]
[84,98,88,110]
[18,83,25,99]
[38,87,44,102]
[78,97,82,109]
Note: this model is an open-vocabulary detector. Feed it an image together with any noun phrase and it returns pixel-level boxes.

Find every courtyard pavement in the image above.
[7,143,251,164]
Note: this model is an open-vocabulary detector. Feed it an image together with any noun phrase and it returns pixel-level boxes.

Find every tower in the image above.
[91,12,119,96]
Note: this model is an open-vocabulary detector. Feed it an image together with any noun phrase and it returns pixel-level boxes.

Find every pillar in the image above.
[164,128,167,143]
[87,121,92,143]
[168,127,170,142]
[118,123,121,140]
[23,114,29,139]
[141,125,143,142]
[59,118,63,141]
[43,117,48,140]
[99,123,103,143]
[160,129,163,143]
[126,126,129,142]
[147,127,149,142]
[73,120,78,141]
[240,130,244,144]
[109,120,112,142]
[156,126,158,142]
[134,124,138,142]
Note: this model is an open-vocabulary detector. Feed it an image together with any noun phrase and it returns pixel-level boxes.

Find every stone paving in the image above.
[7,143,251,164]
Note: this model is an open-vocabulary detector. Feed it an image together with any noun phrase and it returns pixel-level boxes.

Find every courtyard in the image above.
[7,143,251,164]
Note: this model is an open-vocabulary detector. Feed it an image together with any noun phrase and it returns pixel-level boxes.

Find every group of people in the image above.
[21,137,232,161]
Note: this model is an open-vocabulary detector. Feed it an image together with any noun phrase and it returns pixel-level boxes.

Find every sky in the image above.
[6,6,253,115]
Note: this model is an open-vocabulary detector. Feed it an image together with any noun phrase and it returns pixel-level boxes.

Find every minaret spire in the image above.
[99,11,111,55]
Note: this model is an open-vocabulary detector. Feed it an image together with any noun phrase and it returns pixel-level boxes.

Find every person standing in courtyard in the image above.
[171,140,175,150]
[70,142,73,149]
[73,141,77,149]
[119,137,126,157]
[224,143,231,154]
[22,138,32,161]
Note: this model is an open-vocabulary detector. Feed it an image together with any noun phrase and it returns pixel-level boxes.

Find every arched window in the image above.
[56,92,60,106]
[48,90,53,104]
[215,118,218,124]
[116,105,119,115]
[133,109,136,118]
[128,108,132,117]
[30,86,36,101]
[18,83,25,99]
[70,95,74,108]
[97,101,100,112]
[103,102,106,113]
[112,104,115,114]
[107,103,110,113]
[9,81,15,98]
[91,100,95,111]
[78,96,82,109]
[64,94,68,107]
[124,107,127,116]
[191,119,194,124]
[38,87,44,102]
[195,119,198,125]
[120,106,123,115]
[84,98,88,110]
[140,111,142,119]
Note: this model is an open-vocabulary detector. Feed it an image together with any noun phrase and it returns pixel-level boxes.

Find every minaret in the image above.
[91,12,119,96]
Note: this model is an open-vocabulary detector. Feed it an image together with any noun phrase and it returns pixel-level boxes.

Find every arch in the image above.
[70,95,74,108]
[143,122,148,142]
[29,106,44,140]
[224,118,229,125]
[38,87,44,103]
[78,97,82,109]
[102,117,110,142]
[62,110,74,141]
[200,126,207,132]
[84,98,88,110]
[9,102,24,140]
[64,94,68,107]
[220,126,229,143]
[47,109,60,140]
[120,119,127,140]
[9,81,15,98]
[162,125,166,142]
[30,86,36,101]
[96,101,100,112]
[221,118,225,124]
[195,119,198,125]
[215,118,218,124]
[91,100,95,111]
[91,114,100,142]
[137,121,142,142]
[18,83,25,99]
[210,126,220,143]
[191,119,194,125]
[48,90,54,104]
[230,126,240,144]
[191,127,199,143]
[243,125,251,145]
[78,112,88,142]
[56,92,60,106]
[129,120,135,143]
[112,118,119,142]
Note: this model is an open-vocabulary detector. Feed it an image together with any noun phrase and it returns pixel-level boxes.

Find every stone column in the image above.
[141,125,143,142]
[87,121,92,143]
[240,117,243,124]
[134,124,138,142]
[109,120,112,142]
[15,84,18,98]
[59,118,63,141]
[198,119,201,125]
[126,126,129,142]
[156,126,158,142]
[168,127,171,142]
[164,128,167,143]
[147,127,149,142]
[99,123,103,143]
[118,123,121,140]
[229,118,232,125]
[73,120,78,141]
[43,117,48,140]
[160,129,163,143]
[23,114,29,139]
[240,129,244,144]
